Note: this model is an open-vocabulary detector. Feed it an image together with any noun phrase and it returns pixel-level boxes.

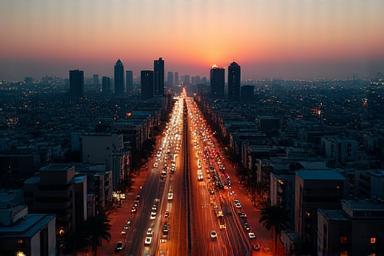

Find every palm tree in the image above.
[259,204,290,255]
[86,212,111,256]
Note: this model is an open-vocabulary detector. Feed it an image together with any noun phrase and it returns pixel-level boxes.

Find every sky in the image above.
[0,0,384,80]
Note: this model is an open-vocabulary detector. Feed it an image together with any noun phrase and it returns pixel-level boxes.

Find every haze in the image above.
[1,0,384,80]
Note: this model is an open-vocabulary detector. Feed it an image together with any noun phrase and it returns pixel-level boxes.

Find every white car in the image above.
[210,230,217,240]
[144,236,152,246]
[150,211,157,220]
[146,228,153,236]
[248,232,256,239]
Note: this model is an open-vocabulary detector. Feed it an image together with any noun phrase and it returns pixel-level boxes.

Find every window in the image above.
[340,236,348,244]
[370,237,376,244]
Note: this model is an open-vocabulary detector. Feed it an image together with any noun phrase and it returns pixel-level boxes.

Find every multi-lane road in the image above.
[104,88,271,256]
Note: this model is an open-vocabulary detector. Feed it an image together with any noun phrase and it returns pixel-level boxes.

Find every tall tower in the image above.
[69,70,84,99]
[167,71,174,87]
[175,72,179,85]
[102,76,111,94]
[154,57,164,96]
[210,65,225,98]
[228,62,241,100]
[141,70,154,99]
[114,59,125,95]
[126,70,133,95]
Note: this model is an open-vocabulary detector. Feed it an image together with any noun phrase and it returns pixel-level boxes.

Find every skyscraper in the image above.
[69,70,84,99]
[228,62,241,100]
[175,72,179,85]
[167,71,174,87]
[154,57,164,95]
[114,59,125,95]
[141,70,154,99]
[210,65,225,98]
[92,74,99,89]
[102,76,111,94]
[126,70,133,95]
[241,85,254,102]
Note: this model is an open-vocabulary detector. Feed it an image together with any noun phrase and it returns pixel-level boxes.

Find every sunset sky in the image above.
[1,0,384,80]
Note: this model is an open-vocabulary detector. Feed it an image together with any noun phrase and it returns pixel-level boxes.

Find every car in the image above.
[150,211,157,220]
[115,241,124,252]
[239,212,247,219]
[144,236,152,246]
[146,228,153,236]
[121,230,126,235]
[243,223,251,231]
[248,232,256,239]
[252,243,261,251]
[124,224,129,230]
[210,230,217,240]
[131,207,137,213]
[235,202,242,209]
[164,211,169,218]
[126,220,131,226]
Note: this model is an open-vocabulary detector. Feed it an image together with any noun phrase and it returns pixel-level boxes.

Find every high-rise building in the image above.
[0,190,56,256]
[102,76,111,94]
[167,71,174,87]
[175,72,179,85]
[69,70,84,99]
[114,59,125,95]
[183,75,190,85]
[126,70,133,95]
[241,85,255,102]
[92,74,99,88]
[154,57,164,95]
[141,70,154,99]
[210,65,225,98]
[228,62,241,100]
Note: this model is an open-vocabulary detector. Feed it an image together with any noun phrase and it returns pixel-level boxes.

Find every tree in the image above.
[86,212,112,256]
[259,204,290,255]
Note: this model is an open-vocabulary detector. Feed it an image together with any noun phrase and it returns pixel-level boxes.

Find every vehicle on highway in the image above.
[239,212,247,219]
[131,207,137,213]
[115,241,125,252]
[146,228,153,236]
[243,222,251,231]
[167,192,173,201]
[124,224,129,230]
[248,232,256,239]
[162,223,169,238]
[210,230,217,240]
[121,229,126,235]
[144,236,152,246]
[252,243,261,251]
[165,211,169,218]
[126,220,131,226]
[150,211,157,220]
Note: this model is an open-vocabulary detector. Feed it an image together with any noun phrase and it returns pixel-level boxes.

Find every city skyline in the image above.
[1,0,384,80]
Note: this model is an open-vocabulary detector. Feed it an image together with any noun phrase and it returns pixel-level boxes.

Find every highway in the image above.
[104,88,270,256]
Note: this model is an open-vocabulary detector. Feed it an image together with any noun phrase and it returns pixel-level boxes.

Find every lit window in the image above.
[370,237,376,244]
[340,236,348,244]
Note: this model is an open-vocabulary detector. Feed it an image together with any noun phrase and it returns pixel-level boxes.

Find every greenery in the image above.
[259,204,290,255]
[63,212,111,255]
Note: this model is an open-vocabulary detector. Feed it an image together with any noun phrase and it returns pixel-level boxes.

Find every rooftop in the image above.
[0,214,55,237]
[39,163,74,172]
[342,199,384,211]
[318,209,348,221]
[296,169,345,181]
